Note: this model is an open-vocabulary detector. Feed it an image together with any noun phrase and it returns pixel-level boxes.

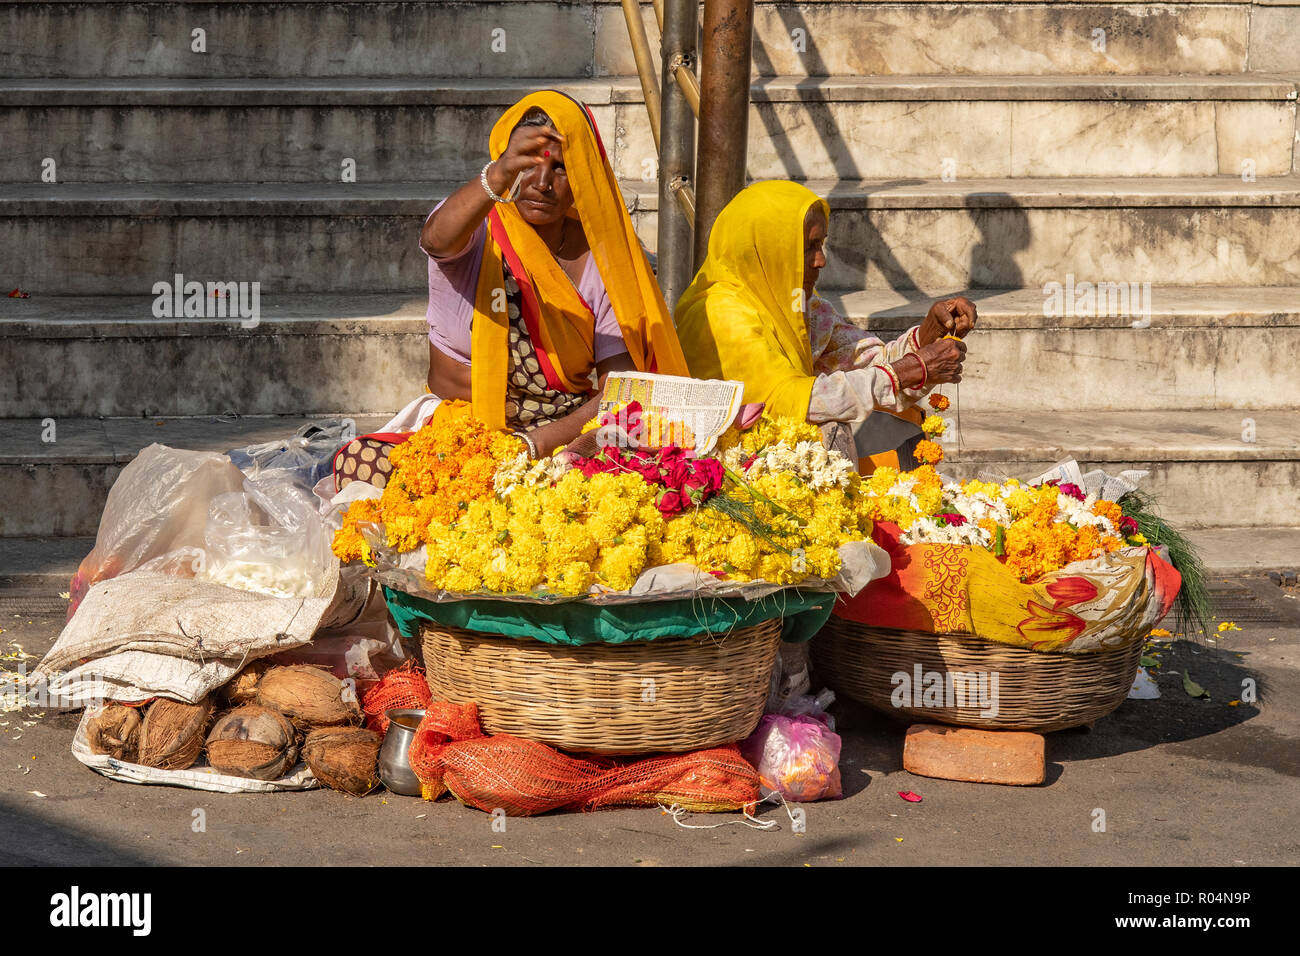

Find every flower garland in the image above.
[856,466,1143,582]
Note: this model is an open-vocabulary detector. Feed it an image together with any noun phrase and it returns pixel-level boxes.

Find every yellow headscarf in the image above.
[470,90,689,430]
[674,180,829,419]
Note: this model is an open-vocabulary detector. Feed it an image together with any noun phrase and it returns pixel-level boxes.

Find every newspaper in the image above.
[596,372,744,455]
[1025,458,1149,502]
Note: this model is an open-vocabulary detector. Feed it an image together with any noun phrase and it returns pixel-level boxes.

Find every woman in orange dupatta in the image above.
[335,90,688,490]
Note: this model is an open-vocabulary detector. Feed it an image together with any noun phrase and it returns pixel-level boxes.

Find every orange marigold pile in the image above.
[332,418,523,563]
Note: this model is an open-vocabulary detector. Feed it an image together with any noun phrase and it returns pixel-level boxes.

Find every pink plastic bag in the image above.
[741,713,843,802]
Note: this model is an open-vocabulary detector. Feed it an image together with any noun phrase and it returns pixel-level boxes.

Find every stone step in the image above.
[943,409,1300,528]
[4,288,1298,418]
[0,535,91,588]
[6,1,1296,79]
[5,177,1300,293]
[0,409,1293,535]
[0,413,391,537]
[616,1,1300,78]
[4,75,1296,183]
[0,294,432,418]
[802,175,1300,290]
[828,287,1300,412]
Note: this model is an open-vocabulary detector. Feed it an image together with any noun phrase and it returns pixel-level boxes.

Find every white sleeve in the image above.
[808,365,912,423]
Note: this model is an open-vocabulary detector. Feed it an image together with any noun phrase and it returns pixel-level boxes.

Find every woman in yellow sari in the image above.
[675,180,973,469]
[336,90,688,489]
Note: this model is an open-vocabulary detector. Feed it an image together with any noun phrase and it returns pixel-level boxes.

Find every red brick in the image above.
[902,723,1046,786]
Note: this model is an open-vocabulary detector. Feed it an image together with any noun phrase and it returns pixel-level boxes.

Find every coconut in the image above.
[222,659,271,706]
[205,705,299,781]
[138,697,213,771]
[256,665,361,729]
[302,726,381,795]
[86,703,142,761]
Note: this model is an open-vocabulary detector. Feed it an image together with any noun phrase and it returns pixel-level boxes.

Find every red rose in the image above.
[656,488,685,515]
[664,459,691,490]
[1119,516,1139,536]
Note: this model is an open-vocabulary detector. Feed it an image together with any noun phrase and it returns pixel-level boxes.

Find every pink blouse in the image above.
[420,202,629,366]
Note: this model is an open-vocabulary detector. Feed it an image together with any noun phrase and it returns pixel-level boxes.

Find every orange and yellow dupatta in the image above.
[469,90,689,430]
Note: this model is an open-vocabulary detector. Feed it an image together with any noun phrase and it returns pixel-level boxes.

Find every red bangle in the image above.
[915,353,928,390]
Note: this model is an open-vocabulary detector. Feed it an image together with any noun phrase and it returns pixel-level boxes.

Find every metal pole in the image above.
[693,0,753,269]
[657,0,698,314]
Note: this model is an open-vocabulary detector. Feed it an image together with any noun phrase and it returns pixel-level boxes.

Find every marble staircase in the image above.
[1,0,1298,553]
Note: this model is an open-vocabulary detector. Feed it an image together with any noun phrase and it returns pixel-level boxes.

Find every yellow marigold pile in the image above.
[856,465,943,530]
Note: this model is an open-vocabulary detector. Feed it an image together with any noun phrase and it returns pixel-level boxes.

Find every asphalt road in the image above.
[2,574,1297,868]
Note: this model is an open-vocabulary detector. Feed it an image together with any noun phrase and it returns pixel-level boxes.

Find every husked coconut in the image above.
[138,697,214,770]
[302,726,381,795]
[256,665,361,729]
[86,703,143,761]
[205,705,299,781]
[222,659,272,706]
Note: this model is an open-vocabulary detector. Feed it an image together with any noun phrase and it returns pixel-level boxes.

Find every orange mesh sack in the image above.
[407,699,762,817]
[407,700,485,799]
[585,744,760,813]
[436,736,613,816]
[361,661,432,734]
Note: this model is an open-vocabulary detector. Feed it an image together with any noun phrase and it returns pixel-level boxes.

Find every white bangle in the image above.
[515,430,538,459]
[481,161,518,204]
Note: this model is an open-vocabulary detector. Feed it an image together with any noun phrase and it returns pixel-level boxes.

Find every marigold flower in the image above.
[921,415,947,437]
[928,394,950,411]
[914,440,945,466]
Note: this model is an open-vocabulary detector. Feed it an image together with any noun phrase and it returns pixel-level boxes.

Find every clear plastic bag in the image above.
[225,419,356,491]
[68,444,248,618]
[741,712,843,803]
[197,473,334,599]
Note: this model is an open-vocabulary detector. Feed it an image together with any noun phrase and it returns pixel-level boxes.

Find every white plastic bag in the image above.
[68,444,247,617]
[198,474,334,599]
[741,712,843,802]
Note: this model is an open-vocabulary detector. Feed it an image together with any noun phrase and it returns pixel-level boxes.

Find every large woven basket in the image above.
[421,618,783,754]
[813,617,1145,732]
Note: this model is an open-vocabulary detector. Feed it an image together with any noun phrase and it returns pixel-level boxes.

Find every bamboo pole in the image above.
[620,0,662,151]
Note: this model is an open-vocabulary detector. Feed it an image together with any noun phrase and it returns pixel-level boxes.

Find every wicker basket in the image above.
[421,618,783,754]
[813,617,1145,732]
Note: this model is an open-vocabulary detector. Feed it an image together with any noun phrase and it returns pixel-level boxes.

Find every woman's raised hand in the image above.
[490,124,567,192]
[919,296,978,344]
[917,337,966,384]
